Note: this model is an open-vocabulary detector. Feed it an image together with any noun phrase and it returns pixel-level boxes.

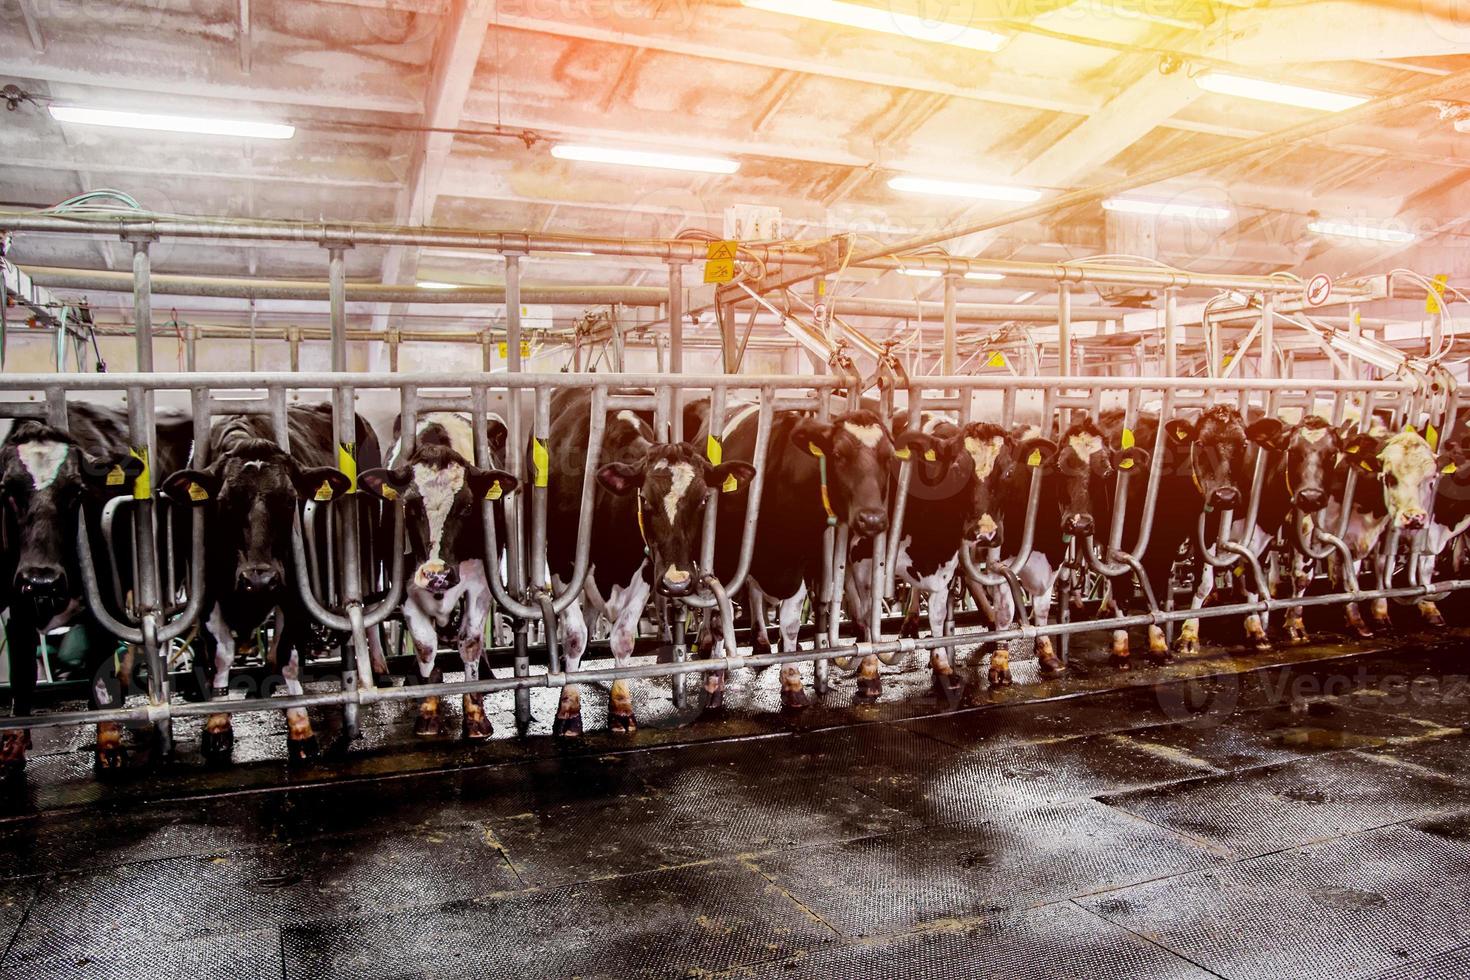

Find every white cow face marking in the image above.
[412,461,465,561]
[18,442,68,490]
[663,461,696,522]
[1379,432,1437,528]
[964,435,1004,481]
[843,422,884,448]
[1300,426,1327,444]
[1067,432,1103,463]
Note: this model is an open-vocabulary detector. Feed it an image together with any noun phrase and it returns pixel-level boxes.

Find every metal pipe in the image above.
[1260,293,1275,380]
[941,276,958,375]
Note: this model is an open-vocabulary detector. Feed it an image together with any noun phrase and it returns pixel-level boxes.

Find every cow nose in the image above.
[17,565,65,595]
[968,514,1001,548]
[1293,487,1327,512]
[1209,486,1240,510]
[1063,513,1094,538]
[426,569,459,594]
[1399,510,1427,531]
[853,508,889,537]
[659,566,695,597]
[237,565,280,593]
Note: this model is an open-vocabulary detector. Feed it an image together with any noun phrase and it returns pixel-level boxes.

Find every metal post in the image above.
[1057,283,1071,376]
[1347,303,1362,380]
[1260,293,1275,380]
[1163,289,1178,378]
[942,274,957,377]
[503,252,531,734]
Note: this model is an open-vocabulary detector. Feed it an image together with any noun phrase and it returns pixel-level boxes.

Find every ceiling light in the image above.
[551,143,739,175]
[898,268,942,278]
[49,105,294,139]
[1102,196,1232,221]
[965,271,1005,281]
[1013,290,1037,303]
[1307,219,1416,244]
[741,0,1007,51]
[1193,72,1367,112]
[889,175,1042,203]
[416,281,461,290]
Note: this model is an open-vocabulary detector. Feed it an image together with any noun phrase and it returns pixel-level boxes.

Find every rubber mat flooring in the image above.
[0,634,1467,978]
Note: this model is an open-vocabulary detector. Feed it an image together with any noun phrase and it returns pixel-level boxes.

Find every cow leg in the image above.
[605,575,652,733]
[457,563,494,740]
[899,588,922,639]
[555,594,589,737]
[366,624,392,686]
[845,557,875,643]
[1416,554,1445,626]
[926,586,962,703]
[405,605,444,737]
[0,618,37,778]
[778,582,809,709]
[748,583,773,665]
[1369,552,1392,630]
[281,644,318,763]
[89,635,134,771]
[1284,555,1311,643]
[1173,565,1213,659]
[1019,554,1065,677]
[984,581,1015,689]
[201,605,236,761]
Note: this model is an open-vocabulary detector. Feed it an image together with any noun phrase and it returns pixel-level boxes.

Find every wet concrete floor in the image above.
[0,623,1467,978]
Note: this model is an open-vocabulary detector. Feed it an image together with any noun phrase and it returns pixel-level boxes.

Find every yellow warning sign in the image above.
[987,352,1008,369]
[706,240,738,260]
[704,259,735,284]
[497,341,533,359]
[1427,274,1449,314]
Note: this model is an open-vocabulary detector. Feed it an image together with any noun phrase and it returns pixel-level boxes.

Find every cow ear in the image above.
[157,466,216,505]
[467,467,518,501]
[789,418,834,459]
[1112,446,1151,473]
[893,431,943,465]
[359,466,412,502]
[293,466,353,502]
[83,452,146,497]
[1016,437,1058,471]
[1246,418,1287,450]
[1163,417,1196,446]
[485,418,509,464]
[707,461,755,493]
[597,462,644,496]
[1341,433,1381,473]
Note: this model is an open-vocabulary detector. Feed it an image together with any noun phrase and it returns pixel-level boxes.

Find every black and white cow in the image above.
[707,406,894,706]
[548,389,754,734]
[358,412,517,740]
[0,405,189,774]
[160,404,373,762]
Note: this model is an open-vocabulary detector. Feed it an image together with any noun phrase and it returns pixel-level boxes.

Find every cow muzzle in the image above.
[16,565,66,599]
[236,563,281,594]
[852,508,889,538]
[966,513,1001,549]
[1062,513,1094,538]
[658,566,695,598]
[1292,487,1327,512]
[418,561,459,595]
[1208,486,1240,510]
[1397,509,1428,531]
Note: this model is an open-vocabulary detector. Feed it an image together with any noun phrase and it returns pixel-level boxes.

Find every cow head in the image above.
[162,440,352,595]
[1035,416,1148,541]
[896,422,1017,548]
[789,410,893,538]
[358,444,517,596]
[0,423,142,621]
[597,442,755,598]
[1164,405,1249,511]
[1248,415,1340,513]
[1372,428,1457,531]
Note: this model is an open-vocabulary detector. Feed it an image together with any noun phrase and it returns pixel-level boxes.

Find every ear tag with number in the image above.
[808,442,824,458]
[106,465,126,487]
[1443,462,1458,475]
[722,474,739,493]
[380,484,398,502]
[1174,427,1190,442]
[1028,449,1043,467]
[188,481,208,502]
[315,481,334,502]
[924,449,937,462]
[1119,457,1134,470]
[894,447,912,461]
[1121,428,1136,450]
[484,481,503,501]
[1427,423,1440,451]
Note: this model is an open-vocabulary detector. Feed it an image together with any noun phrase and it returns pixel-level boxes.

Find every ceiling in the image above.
[2,0,1469,350]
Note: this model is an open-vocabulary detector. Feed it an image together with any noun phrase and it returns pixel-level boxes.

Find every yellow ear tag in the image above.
[706,434,723,466]
[808,442,824,458]
[1175,427,1190,442]
[1119,457,1134,470]
[314,481,334,502]
[105,465,125,487]
[1443,462,1458,475]
[1427,423,1440,451]
[924,449,937,462]
[1028,449,1043,467]
[1121,428,1136,451]
[894,447,912,461]
[722,474,738,493]
[380,484,398,502]
[188,481,208,502]
[484,481,503,501]
[1360,460,1375,473]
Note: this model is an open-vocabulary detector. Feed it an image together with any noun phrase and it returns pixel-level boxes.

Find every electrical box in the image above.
[724,205,784,242]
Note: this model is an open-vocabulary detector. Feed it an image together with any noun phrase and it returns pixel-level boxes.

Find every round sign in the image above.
[1305,274,1333,307]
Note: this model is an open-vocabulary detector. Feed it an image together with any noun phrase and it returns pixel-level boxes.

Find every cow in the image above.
[865,412,1021,695]
[705,406,893,706]
[547,389,754,735]
[989,414,1146,678]
[159,404,373,763]
[357,413,517,740]
[0,405,190,775]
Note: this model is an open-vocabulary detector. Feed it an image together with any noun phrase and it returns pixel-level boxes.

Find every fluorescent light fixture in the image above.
[1102,196,1231,221]
[1013,290,1037,303]
[965,271,1005,281]
[1307,219,1416,244]
[741,0,1006,51]
[889,175,1042,203]
[1193,72,1367,112]
[551,143,739,175]
[416,281,461,290]
[49,105,294,139]
[898,268,942,278]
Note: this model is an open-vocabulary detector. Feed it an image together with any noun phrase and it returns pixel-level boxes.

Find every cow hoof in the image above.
[1109,654,1132,672]
[200,727,234,761]
[853,677,882,703]
[608,712,637,734]
[287,735,319,765]
[413,714,441,738]
[780,687,809,711]
[1284,626,1309,644]
[94,745,127,771]
[931,671,963,700]
[552,712,583,738]
[0,758,24,783]
[1173,639,1200,658]
[1038,658,1066,678]
[988,664,1013,686]
[1144,650,1173,666]
[462,717,494,741]
[1251,637,1272,652]
[703,686,725,713]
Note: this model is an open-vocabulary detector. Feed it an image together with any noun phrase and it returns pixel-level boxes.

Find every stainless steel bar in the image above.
[1163,289,1178,378]
[1260,293,1275,380]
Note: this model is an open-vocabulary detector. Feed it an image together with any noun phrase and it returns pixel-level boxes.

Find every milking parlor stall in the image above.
[4,3,1470,978]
